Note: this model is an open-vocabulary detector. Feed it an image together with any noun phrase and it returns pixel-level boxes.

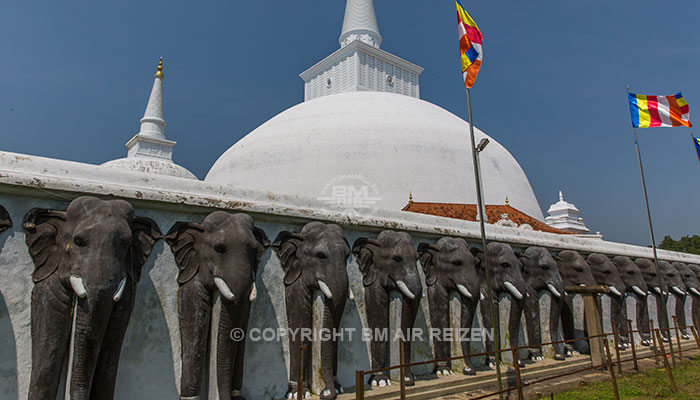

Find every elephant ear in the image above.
[272,231,305,286]
[352,237,380,287]
[165,221,204,285]
[252,226,270,263]
[418,243,440,286]
[129,217,162,283]
[0,205,11,234]
[23,208,66,283]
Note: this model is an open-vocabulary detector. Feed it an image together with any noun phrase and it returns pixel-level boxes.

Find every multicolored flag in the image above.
[456,1,483,89]
[628,92,692,128]
[693,135,700,163]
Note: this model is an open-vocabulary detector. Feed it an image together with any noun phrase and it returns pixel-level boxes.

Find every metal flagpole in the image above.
[628,85,675,359]
[466,87,504,399]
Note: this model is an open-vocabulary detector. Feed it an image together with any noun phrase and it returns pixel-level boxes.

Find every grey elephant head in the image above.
[587,253,626,298]
[273,222,350,300]
[23,196,161,399]
[353,230,421,300]
[165,211,269,303]
[0,205,10,235]
[660,261,686,297]
[612,256,648,298]
[634,258,667,296]
[673,262,700,297]
[24,197,160,303]
[475,242,526,301]
[418,237,478,300]
[518,246,564,299]
[688,264,700,296]
[555,250,596,287]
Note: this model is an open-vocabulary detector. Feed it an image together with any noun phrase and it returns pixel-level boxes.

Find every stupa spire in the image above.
[339,0,382,48]
[124,57,176,161]
[138,57,166,138]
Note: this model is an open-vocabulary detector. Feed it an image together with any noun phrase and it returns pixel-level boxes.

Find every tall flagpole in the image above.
[466,87,504,399]
[627,85,675,359]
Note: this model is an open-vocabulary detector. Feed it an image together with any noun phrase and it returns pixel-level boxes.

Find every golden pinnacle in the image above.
[154,57,164,79]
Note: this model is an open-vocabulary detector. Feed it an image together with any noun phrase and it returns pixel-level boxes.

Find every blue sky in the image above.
[1,0,699,246]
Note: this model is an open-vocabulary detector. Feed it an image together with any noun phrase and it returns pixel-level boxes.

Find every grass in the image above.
[542,357,700,400]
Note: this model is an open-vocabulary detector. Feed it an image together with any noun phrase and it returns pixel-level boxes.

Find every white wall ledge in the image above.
[1,150,698,264]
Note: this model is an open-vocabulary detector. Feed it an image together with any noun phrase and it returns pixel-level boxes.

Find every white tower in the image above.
[101,58,197,179]
[545,191,590,234]
[300,0,423,101]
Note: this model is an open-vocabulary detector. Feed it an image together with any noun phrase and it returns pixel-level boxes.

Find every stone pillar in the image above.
[389,292,403,382]
[573,294,588,353]
[311,291,325,394]
[449,292,465,371]
[626,294,640,344]
[496,293,527,364]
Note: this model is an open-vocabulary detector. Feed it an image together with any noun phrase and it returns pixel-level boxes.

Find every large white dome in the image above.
[206,91,544,220]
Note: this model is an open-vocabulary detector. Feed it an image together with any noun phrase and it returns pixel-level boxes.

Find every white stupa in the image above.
[101,58,197,179]
[206,0,544,219]
[544,191,590,234]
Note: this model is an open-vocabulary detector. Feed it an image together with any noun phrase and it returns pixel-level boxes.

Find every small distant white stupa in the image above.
[545,191,590,234]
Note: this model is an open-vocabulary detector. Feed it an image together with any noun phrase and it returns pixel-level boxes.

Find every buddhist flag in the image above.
[456,1,483,89]
[693,135,700,164]
[628,92,692,128]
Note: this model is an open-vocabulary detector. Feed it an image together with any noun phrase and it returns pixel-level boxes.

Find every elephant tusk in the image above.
[70,275,87,298]
[608,286,622,297]
[480,292,486,301]
[690,287,700,297]
[112,277,127,302]
[652,286,662,295]
[348,287,355,301]
[672,286,686,296]
[456,284,473,299]
[317,280,333,299]
[396,280,416,300]
[503,281,523,300]
[631,286,647,297]
[249,282,257,302]
[214,277,235,301]
[546,283,562,298]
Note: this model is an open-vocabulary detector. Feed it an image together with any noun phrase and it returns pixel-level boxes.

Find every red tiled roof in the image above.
[402,202,572,235]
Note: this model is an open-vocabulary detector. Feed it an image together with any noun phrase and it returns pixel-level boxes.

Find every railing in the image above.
[351,322,700,400]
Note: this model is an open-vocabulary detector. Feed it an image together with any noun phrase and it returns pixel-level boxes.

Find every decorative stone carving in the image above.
[23,196,161,399]
[418,237,480,376]
[165,212,269,400]
[272,222,350,400]
[0,205,10,234]
[352,231,422,388]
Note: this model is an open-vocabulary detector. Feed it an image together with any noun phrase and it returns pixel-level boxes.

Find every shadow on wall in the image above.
[242,251,288,399]
[115,241,178,398]
[0,214,17,399]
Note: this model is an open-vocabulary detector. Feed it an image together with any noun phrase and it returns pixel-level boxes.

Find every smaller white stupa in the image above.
[101,58,197,179]
[545,191,590,234]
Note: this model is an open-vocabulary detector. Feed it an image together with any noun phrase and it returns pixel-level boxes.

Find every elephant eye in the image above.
[214,244,227,254]
[574,267,584,273]
[500,262,510,268]
[393,255,404,263]
[74,236,87,247]
[315,251,328,260]
[452,260,463,267]
[603,270,611,275]
[541,264,550,270]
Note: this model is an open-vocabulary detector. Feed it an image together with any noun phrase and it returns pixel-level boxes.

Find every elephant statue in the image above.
[272,222,350,400]
[672,262,699,339]
[687,264,700,329]
[165,211,269,400]
[635,258,670,342]
[418,237,480,376]
[612,256,648,346]
[555,250,596,355]
[353,230,422,388]
[476,242,527,367]
[0,205,10,234]
[660,261,686,340]
[587,254,626,349]
[517,246,565,361]
[23,196,161,400]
